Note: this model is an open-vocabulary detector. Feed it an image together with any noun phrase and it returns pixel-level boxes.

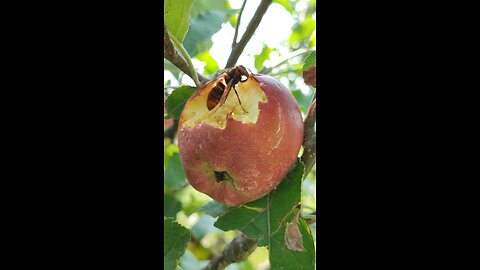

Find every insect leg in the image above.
[232,85,248,113]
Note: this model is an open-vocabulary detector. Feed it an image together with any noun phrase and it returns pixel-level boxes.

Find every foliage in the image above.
[164,0,316,269]
[165,217,192,269]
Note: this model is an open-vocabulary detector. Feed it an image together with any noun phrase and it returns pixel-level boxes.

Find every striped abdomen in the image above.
[207,82,226,110]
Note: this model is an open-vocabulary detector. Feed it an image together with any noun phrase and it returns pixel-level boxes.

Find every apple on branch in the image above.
[178,69,304,206]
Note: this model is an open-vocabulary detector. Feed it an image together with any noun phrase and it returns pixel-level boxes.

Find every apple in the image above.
[177,73,304,206]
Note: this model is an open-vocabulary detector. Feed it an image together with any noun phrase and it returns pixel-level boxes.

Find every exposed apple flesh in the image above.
[178,74,304,206]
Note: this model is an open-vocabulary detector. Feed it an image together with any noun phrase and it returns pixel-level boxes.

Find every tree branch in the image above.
[232,0,247,48]
[225,0,272,68]
[202,98,316,269]
[202,234,258,270]
[164,19,208,84]
[260,48,313,74]
[301,98,316,176]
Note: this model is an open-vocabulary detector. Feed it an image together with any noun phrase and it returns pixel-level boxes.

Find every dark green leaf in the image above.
[164,153,187,190]
[214,206,268,241]
[166,86,196,119]
[164,0,195,42]
[164,217,191,270]
[164,192,182,218]
[269,214,315,269]
[198,201,233,218]
[214,159,305,247]
[303,51,316,71]
[254,45,273,71]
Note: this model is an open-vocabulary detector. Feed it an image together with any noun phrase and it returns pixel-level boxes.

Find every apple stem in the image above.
[167,30,201,87]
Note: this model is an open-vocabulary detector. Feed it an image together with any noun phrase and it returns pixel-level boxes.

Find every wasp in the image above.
[207,65,249,113]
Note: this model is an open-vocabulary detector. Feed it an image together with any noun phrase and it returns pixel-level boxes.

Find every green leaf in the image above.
[164,152,187,190]
[269,214,315,270]
[289,17,316,47]
[164,192,182,218]
[273,0,294,13]
[215,206,268,241]
[214,159,305,247]
[164,217,191,270]
[183,10,234,57]
[166,86,196,120]
[196,51,219,75]
[190,0,229,18]
[292,89,313,113]
[254,45,273,71]
[198,201,233,218]
[164,0,195,42]
[303,51,316,71]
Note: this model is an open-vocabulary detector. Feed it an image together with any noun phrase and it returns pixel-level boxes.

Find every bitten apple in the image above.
[177,73,303,206]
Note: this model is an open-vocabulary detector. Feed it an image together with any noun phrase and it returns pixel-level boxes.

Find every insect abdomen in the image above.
[207,83,225,110]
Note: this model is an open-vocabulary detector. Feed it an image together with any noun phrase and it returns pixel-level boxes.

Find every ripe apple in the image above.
[177,73,304,206]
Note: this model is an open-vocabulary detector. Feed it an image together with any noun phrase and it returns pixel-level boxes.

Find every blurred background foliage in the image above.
[165,0,316,269]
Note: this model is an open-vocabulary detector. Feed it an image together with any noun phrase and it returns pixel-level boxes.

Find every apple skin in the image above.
[178,74,304,206]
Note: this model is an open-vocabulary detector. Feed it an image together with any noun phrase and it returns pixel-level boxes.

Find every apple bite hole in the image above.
[181,76,267,130]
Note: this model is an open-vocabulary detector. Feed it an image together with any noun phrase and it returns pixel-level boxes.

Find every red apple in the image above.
[177,73,304,206]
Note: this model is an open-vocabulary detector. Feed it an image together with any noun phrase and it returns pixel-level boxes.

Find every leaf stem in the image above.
[164,20,208,83]
[167,30,201,87]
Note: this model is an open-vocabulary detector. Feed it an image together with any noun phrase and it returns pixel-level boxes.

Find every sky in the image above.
[165,0,312,93]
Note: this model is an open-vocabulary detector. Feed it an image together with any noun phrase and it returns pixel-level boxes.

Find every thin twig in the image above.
[202,234,257,270]
[260,48,313,74]
[164,20,208,84]
[225,0,272,68]
[232,0,248,48]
